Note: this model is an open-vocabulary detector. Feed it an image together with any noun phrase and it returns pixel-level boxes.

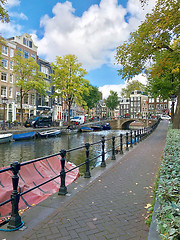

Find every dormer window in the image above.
[23,38,32,48]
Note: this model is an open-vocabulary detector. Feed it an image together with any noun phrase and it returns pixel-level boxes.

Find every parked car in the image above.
[70,115,86,125]
[161,115,171,120]
[32,116,52,128]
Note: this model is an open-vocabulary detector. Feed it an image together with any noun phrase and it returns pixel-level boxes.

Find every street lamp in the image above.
[2,97,8,130]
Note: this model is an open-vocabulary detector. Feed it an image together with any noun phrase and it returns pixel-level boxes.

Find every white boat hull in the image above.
[0,133,13,144]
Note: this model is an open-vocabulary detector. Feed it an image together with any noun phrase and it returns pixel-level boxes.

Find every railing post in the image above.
[139,129,142,141]
[101,136,106,167]
[130,130,133,148]
[134,130,137,145]
[84,143,91,178]
[8,161,22,229]
[126,132,129,151]
[58,149,67,195]
[120,134,123,154]
[112,136,116,160]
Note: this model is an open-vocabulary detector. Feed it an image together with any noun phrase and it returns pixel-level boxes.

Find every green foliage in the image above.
[115,0,180,128]
[106,90,120,110]
[51,54,89,124]
[155,127,180,240]
[82,83,101,110]
[121,80,145,97]
[13,52,48,124]
[0,0,9,23]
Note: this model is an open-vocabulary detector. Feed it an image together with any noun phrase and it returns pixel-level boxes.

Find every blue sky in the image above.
[1,0,156,98]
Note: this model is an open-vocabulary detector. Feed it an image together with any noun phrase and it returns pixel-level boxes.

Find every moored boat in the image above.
[0,133,13,144]
[37,129,61,138]
[0,155,79,218]
[101,123,111,130]
[91,124,103,131]
[79,126,94,132]
[13,131,36,141]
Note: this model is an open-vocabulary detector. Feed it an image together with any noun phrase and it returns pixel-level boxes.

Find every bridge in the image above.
[84,118,157,130]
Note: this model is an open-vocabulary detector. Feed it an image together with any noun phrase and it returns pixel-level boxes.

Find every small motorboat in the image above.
[91,124,103,131]
[13,131,36,141]
[37,129,61,138]
[79,126,94,132]
[0,133,13,144]
[102,123,111,130]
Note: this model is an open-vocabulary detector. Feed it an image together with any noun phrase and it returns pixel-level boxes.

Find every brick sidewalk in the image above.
[0,121,168,240]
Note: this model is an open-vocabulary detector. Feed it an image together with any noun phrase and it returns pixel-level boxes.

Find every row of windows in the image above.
[1,46,14,57]
[16,93,35,105]
[1,59,13,70]
[1,73,13,83]
[1,86,13,98]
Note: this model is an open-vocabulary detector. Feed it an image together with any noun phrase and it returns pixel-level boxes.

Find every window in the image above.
[156,104,159,109]
[24,50,29,59]
[30,94,35,105]
[24,94,29,104]
[38,96,42,106]
[1,72,7,82]
[9,87,13,98]
[23,38,32,48]
[41,65,49,75]
[44,96,49,106]
[1,86,7,96]
[10,49,14,57]
[31,53,35,59]
[2,46,8,55]
[10,61,13,70]
[1,59,8,68]
[16,92,20,103]
[156,98,159,102]
[164,104,167,109]
[9,74,13,83]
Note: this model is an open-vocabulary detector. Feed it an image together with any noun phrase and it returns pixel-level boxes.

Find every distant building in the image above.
[119,97,130,117]
[130,90,148,118]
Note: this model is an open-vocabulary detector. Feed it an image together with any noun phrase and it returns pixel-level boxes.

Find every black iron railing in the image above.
[0,119,160,230]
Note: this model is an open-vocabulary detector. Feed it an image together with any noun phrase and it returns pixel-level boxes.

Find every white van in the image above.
[70,115,86,124]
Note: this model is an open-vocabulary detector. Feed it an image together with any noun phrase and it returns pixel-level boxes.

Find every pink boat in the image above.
[0,155,79,218]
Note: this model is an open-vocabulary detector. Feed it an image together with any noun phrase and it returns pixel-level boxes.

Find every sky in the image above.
[1,0,157,98]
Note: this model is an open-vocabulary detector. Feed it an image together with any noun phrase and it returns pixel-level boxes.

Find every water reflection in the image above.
[0,130,129,170]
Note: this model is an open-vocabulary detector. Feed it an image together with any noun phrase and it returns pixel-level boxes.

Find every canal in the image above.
[0,129,129,172]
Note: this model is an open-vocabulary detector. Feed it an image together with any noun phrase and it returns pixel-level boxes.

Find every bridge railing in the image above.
[0,119,160,230]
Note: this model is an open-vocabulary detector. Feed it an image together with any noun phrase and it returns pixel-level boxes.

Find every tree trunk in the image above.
[172,85,180,129]
[20,88,23,127]
[68,101,71,126]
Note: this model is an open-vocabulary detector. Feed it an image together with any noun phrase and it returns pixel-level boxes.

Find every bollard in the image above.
[101,136,106,167]
[120,134,123,154]
[84,143,91,178]
[126,132,129,151]
[112,136,116,160]
[130,130,133,148]
[58,149,68,195]
[8,161,22,229]
[134,130,137,145]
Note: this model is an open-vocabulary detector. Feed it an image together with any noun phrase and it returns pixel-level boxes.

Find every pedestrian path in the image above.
[0,121,169,240]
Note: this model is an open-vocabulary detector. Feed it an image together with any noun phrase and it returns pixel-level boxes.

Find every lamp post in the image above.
[2,97,8,130]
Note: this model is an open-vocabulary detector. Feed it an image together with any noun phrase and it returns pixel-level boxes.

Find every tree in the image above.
[106,91,120,117]
[121,80,145,98]
[51,54,89,125]
[115,0,180,129]
[82,83,102,115]
[13,52,48,125]
[0,0,9,23]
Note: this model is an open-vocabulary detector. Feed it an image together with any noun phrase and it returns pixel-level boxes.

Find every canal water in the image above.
[0,130,129,172]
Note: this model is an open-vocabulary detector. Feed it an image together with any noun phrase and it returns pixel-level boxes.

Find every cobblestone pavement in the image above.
[1,121,168,240]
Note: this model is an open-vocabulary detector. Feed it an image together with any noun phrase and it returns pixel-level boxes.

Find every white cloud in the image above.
[0,22,22,38]
[98,73,148,99]
[9,12,28,20]
[6,0,20,8]
[32,0,156,70]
